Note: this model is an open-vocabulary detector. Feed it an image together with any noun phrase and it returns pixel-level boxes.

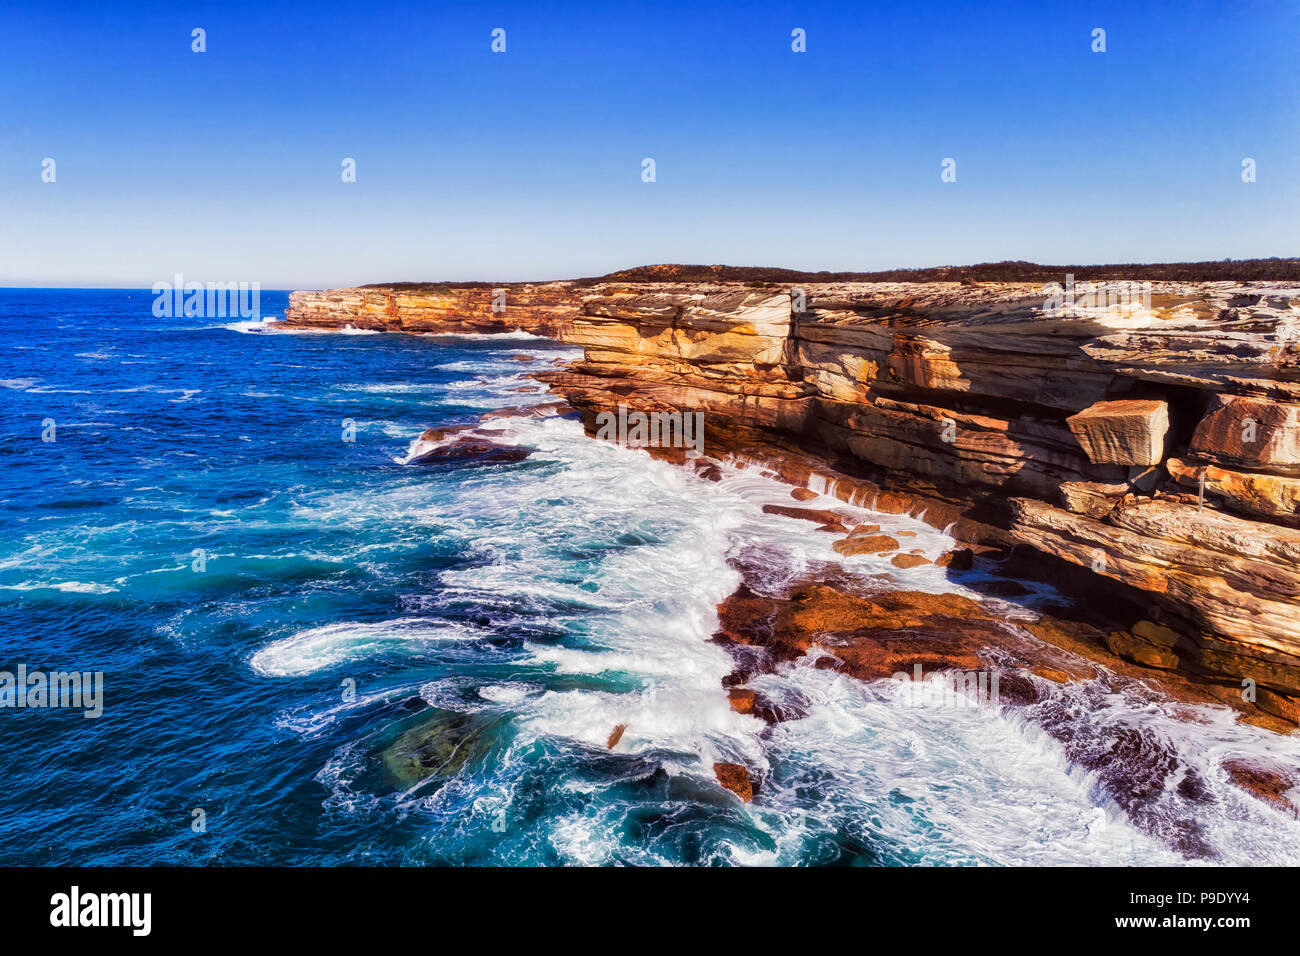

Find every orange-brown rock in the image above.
[1010,496,1300,698]
[761,504,848,533]
[890,553,930,569]
[713,763,754,801]
[606,724,627,749]
[284,284,580,337]
[790,488,818,501]
[1255,686,1300,725]
[1166,457,1300,525]
[1105,623,1181,671]
[719,582,1003,680]
[833,533,898,556]
[1066,399,1170,466]
[935,548,975,570]
[1060,480,1129,519]
[1190,395,1300,473]
[727,688,756,714]
[691,459,724,481]
[845,523,880,535]
[1029,666,1074,683]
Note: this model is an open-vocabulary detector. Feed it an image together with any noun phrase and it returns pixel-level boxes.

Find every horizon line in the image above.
[5,255,1298,291]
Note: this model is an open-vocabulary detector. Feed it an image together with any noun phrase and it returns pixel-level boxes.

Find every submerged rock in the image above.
[379,708,499,788]
[1222,759,1299,817]
[408,435,531,465]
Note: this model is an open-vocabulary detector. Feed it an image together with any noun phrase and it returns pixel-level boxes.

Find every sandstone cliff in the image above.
[285,275,1300,721]
[284,284,578,338]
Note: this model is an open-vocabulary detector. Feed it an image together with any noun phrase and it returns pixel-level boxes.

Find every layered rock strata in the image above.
[284,283,579,337]
[286,276,1300,722]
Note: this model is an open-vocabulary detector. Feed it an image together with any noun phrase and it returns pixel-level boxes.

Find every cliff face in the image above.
[284,284,579,338]
[285,277,1300,719]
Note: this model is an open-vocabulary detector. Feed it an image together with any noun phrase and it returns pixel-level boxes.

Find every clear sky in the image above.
[1,1,1296,288]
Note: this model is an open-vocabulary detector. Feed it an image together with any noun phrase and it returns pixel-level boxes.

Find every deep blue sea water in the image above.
[2,290,1299,866]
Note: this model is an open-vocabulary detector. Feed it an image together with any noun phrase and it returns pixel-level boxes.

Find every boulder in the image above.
[1105,622,1181,670]
[833,533,899,556]
[408,436,531,465]
[935,548,975,570]
[761,504,849,533]
[1060,481,1129,519]
[1066,399,1169,466]
[726,688,756,714]
[713,763,754,802]
[1190,395,1300,473]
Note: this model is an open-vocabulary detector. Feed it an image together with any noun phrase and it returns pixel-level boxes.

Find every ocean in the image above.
[2,289,1298,866]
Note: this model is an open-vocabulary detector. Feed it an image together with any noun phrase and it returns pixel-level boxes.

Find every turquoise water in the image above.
[2,290,1298,866]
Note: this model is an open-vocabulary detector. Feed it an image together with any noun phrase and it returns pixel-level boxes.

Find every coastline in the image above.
[283,274,1300,724]
[275,272,1300,839]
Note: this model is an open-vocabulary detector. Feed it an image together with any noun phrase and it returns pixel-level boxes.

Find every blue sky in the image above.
[1,1,1296,287]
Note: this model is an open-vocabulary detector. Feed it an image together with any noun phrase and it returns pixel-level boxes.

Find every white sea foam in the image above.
[477,684,539,707]
[250,619,485,677]
[223,316,283,333]
[0,580,118,594]
[419,329,549,341]
[744,661,1186,865]
[334,382,447,395]
[492,417,1300,863]
[231,321,379,336]
[273,685,422,738]
[393,432,450,465]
